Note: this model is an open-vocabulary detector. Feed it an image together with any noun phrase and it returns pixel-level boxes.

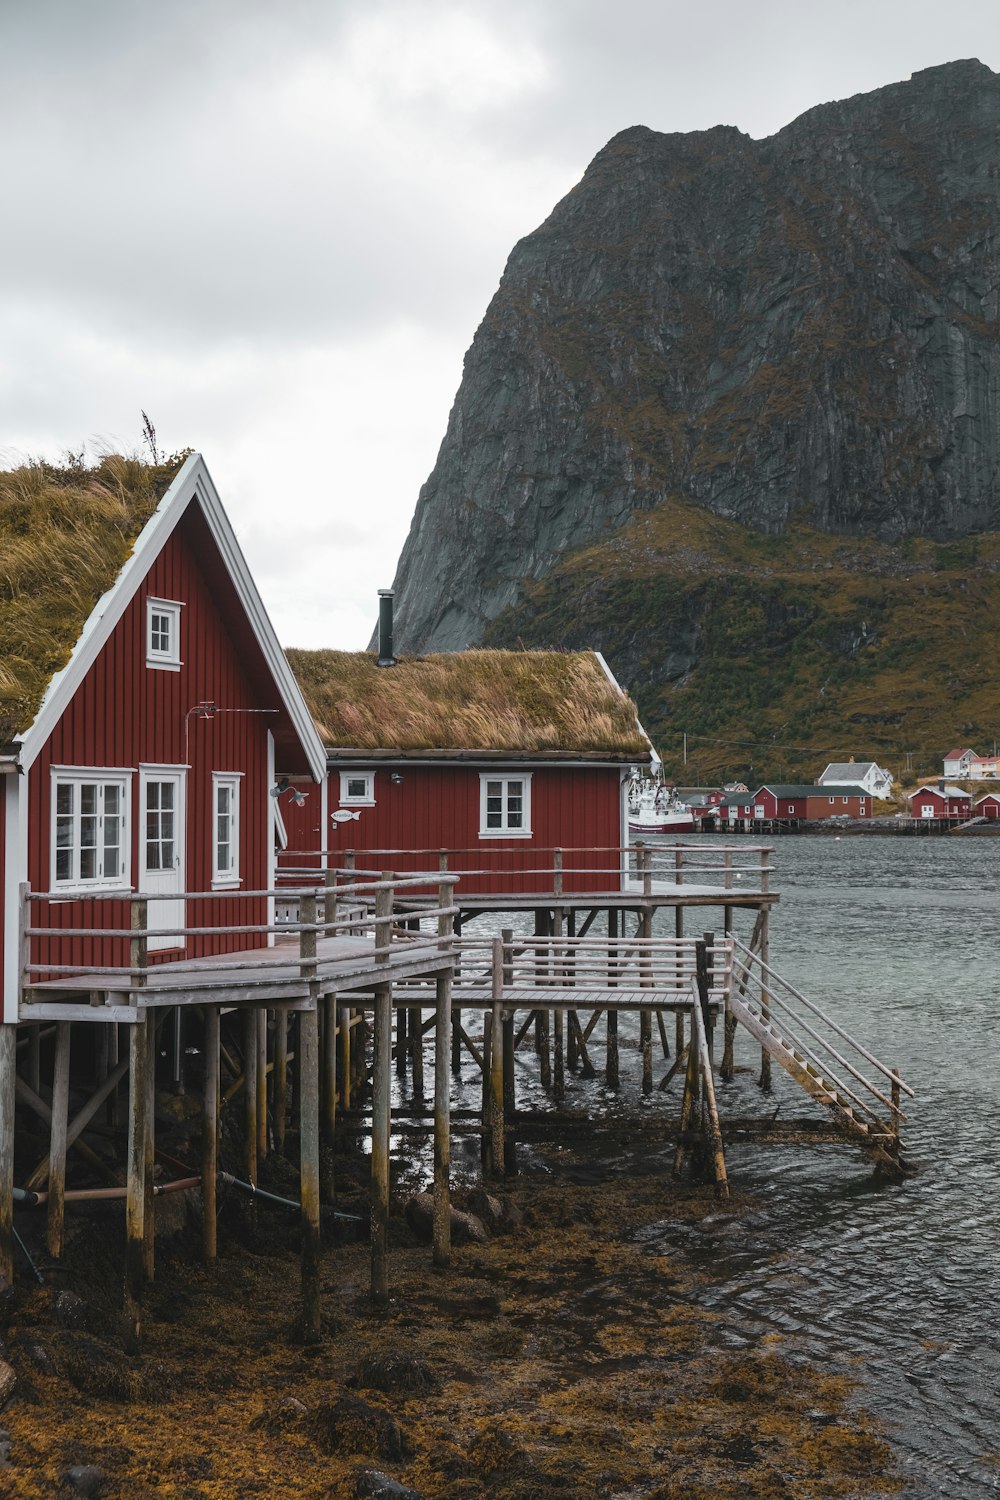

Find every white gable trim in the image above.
[16,454,326,783]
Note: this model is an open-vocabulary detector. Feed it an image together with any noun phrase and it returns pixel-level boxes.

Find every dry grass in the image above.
[0,453,188,743]
[286,647,649,755]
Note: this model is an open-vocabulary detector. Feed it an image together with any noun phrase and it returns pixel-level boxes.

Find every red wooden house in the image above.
[721,784,871,824]
[908,785,972,821]
[284,618,653,897]
[975,793,1000,819]
[0,453,326,1022]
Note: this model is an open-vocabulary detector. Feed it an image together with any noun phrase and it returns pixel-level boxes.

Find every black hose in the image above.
[218,1171,363,1222]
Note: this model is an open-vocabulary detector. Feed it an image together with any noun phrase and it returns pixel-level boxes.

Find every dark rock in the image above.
[404,1192,488,1246]
[465,1189,522,1233]
[250,1394,308,1435]
[350,1469,423,1499]
[16,1339,56,1375]
[58,1466,106,1497]
[353,1352,439,1396]
[0,1428,11,1467]
[390,60,1000,656]
[306,1392,409,1461]
[53,1290,88,1330]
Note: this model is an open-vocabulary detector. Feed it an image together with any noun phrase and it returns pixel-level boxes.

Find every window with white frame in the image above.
[52,770,131,889]
[213,774,241,886]
[339,771,375,806]
[479,774,531,837]
[146,598,182,669]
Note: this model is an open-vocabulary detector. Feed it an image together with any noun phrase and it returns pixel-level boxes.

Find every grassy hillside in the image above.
[483,495,1000,784]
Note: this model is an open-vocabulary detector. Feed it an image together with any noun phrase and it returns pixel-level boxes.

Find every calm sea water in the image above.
[647,832,1000,1499]
[409,833,1000,1495]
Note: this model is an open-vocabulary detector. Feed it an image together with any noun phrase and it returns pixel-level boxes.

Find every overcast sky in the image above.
[3,1,997,648]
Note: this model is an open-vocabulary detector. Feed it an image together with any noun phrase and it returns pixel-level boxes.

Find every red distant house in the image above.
[724,784,871,823]
[1,453,326,1022]
[975,793,1000,819]
[285,623,653,896]
[908,785,972,821]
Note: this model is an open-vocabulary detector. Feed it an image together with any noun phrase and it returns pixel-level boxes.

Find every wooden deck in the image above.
[21,933,452,1021]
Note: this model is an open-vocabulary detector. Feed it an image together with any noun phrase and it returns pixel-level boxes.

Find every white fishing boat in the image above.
[627,772,694,834]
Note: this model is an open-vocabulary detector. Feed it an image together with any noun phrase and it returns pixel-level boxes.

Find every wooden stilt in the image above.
[28,1026,40,1096]
[606,908,619,1089]
[338,1001,351,1110]
[124,1014,149,1350]
[396,1004,408,1079]
[410,1004,424,1097]
[257,1008,269,1161]
[552,909,565,1103]
[202,1007,219,1263]
[674,905,685,1056]
[655,1008,671,1060]
[243,1007,258,1185]
[501,928,517,1172]
[487,938,505,1178]
[274,1008,288,1155]
[433,971,452,1268]
[322,995,337,1143]
[480,1007,492,1171]
[299,1004,321,1342]
[46,1021,71,1259]
[371,982,392,1306]
[143,1014,156,1283]
[0,1024,17,1287]
[640,908,653,1095]
[672,1012,701,1179]
[759,906,772,1091]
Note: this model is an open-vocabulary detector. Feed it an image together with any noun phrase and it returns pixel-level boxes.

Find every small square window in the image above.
[339,771,375,806]
[479,774,532,838]
[146,598,182,669]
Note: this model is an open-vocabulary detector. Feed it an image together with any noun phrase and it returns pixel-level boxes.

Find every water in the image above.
[650,833,1000,1498]
[405,833,1000,1493]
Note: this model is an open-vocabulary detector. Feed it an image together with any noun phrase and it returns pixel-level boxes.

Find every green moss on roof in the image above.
[286,647,649,756]
[0,452,188,743]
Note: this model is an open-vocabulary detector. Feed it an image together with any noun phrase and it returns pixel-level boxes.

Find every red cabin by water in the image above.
[283,623,653,897]
[0,454,326,1021]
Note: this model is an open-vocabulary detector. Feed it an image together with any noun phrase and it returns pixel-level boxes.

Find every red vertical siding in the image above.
[28,508,282,978]
[280,764,624,896]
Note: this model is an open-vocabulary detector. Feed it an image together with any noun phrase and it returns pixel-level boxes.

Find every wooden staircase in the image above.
[729,939,913,1177]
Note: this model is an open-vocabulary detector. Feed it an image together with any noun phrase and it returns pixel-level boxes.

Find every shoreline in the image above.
[2,1144,904,1499]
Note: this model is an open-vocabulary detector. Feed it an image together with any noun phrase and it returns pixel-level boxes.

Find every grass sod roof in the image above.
[0,453,189,744]
[286,648,650,757]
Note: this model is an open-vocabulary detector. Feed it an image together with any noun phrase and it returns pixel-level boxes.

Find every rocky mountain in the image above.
[385,61,1000,778]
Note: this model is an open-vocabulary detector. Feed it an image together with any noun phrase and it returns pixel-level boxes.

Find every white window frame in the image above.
[339,770,375,807]
[51,767,133,892]
[479,773,532,839]
[212,773,242,889]
[146,597,183,671]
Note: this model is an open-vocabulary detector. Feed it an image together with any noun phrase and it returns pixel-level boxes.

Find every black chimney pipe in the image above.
[376,589,396,668]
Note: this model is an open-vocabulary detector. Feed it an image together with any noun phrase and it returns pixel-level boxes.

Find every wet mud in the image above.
[0,1140,901,1500]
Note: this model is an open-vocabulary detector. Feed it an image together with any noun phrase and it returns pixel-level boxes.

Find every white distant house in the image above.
[942,747,978,777]
[817,761,893,798]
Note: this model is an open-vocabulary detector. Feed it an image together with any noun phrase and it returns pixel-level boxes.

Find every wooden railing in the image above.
[278,843,775,899]
[19,872,459,1002]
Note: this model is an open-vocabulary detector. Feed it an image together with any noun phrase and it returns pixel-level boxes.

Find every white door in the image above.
[140,768,186,951]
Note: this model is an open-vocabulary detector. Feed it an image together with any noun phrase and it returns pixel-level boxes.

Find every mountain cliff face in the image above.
[388,60,1000,668]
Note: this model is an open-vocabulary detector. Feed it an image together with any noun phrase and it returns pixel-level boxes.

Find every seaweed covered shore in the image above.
[0,1136,901,1500]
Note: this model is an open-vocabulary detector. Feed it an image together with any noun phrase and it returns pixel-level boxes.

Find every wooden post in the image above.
[124,1013,149,1350]
[0,1025,14,1289]
[501,928,516,1174]
[322,995,337,1143]
[433,971,452,1267]
[553,847,563,899]
[338,1002,351,1110]
[606,908,619,1089]
[552,909,565,1103]
[672,1000,701,1179]
[535,910,551,1088]
[299,1003,321,1342]
[640,907,653,1095]
[488,938,505,1178]
[702,931,716,1066]
[46,1021,71,1259]
[396,1003,408,1080]
[202,1006,219,1263]
[371,983,392,1306]
[243,1006,258,1186]
[759,905,772,1091]
[257,1008,268,1161]
[721,903,735,1080]
[674,904,685,1057]
[274,1008,288,1154]
[143,1013,156,1283]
